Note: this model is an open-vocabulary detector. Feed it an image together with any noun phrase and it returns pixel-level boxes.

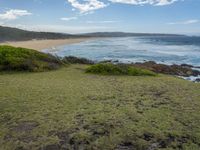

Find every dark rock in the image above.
[195,78,200,82]
[135,61,156,65]
[99,60,112,63]
[62,56,94,64]
[116,142,135,150]
[181,64,193,68]
[132,61,200,77]
[143,133,154,141]
[113,60,119,63]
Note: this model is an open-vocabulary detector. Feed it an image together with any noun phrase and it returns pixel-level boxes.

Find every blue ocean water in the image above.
[44,36,200,67]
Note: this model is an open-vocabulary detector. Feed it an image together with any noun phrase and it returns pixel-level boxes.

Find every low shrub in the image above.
[86,63,157,76]
[62,56,94,64]
[0,45,62,72]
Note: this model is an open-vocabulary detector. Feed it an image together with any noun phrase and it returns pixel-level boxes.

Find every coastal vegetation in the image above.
[0,64,200,150]
[0,45,62,72]
[0,25,183,42]
[1,44,198,78]
[0,26,75,42]
[0,46,200,149]
[86,63,157,76]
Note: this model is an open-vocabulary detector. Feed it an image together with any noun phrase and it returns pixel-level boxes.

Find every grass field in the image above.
[0,65,200,150]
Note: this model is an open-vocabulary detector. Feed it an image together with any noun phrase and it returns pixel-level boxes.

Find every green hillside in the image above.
[0,26,75,42]
[0,45,62,72]
[0,26,183,42]
[0,64,199,150]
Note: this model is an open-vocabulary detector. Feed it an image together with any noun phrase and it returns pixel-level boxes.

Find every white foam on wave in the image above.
[179,75,200,83]
[44,36,200,68]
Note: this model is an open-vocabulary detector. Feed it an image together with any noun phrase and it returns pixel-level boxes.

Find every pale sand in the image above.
[0,38,95,51]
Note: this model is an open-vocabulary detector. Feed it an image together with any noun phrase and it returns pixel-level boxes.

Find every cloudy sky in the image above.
[0,0,199,34]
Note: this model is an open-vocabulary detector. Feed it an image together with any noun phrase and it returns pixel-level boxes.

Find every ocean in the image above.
[44,36,200,67]
[44,36,200,81]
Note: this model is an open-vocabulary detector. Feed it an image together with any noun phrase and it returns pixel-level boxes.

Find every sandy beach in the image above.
[0,38,94,51]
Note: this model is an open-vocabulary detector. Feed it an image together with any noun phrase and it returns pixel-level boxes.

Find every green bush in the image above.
[0,45,62,72]
[86,63,157,76]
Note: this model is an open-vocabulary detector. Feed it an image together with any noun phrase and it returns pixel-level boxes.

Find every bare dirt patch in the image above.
[12,121,39,132]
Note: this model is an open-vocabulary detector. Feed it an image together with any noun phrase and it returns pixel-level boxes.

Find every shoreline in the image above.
[0,38,96,51]
[0,38,199,82]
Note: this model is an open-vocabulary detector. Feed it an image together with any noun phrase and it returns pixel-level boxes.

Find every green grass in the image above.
[86,63,157,76]
[0,45,62,72]
[0,64,200,150]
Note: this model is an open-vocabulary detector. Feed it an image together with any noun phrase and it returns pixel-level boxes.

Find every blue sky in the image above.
[0,0,200,34]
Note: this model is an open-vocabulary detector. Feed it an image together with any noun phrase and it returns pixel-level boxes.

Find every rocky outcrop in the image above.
[195,78,200,82]
[132,61,200,77]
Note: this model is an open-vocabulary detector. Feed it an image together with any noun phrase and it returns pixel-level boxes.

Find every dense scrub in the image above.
[0,45,62,72]
[86,63,157,76]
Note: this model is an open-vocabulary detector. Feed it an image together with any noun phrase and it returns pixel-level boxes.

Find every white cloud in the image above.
[0,9,32,20]
[108,0,178,5]
[168,19,199,25]
[60,17,77,21]
[155,0,178,6]
[67,0,108,13]
[67,0,180,14]
[86,20,119,23]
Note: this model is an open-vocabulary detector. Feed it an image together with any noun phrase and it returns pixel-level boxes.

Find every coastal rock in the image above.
[99,60,112,63]
[132,61,200,77]
[113,60,119,63]
[181,64,194,68]
[62,56,94,64]
[195,78,200,82]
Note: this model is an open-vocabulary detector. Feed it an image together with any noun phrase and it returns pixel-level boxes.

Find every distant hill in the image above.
[0,26,75,42]
[0,26,184,42]
[79,32,184,37]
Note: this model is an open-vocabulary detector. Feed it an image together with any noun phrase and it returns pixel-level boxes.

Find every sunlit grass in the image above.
[0,65,200,150]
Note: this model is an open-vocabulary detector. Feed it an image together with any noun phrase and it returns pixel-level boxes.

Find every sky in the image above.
[0,0,200,34]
